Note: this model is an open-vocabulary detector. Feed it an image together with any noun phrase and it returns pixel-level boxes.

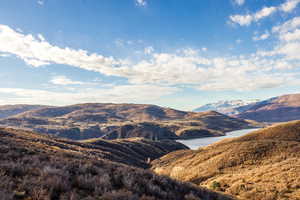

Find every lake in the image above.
[177,128,259,150]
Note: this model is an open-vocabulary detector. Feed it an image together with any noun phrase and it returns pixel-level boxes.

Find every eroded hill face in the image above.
[0,128,233,200]
[0,103,258,140]
[236,93,300,122]
[151,121,300,200]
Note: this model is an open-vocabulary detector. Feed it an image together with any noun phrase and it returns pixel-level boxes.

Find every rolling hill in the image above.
[0,104,48,119]
[236,93,300,122]
[151,120,300,200]
[0,127,233,200]
[0,103,259,140]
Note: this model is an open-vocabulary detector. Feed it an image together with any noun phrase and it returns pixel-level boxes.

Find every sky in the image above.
[0,0,299,110]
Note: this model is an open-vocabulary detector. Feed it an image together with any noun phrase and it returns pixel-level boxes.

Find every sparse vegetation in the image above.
[152,120,300,200]
[0,127,233,200]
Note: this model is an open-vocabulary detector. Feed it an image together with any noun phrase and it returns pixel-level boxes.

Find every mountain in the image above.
[0,104,48,119]
[236,93,300,122]
[0,127,233,200]
[0,103,259,140]
[151,120,300,200]
[193,99,260,115]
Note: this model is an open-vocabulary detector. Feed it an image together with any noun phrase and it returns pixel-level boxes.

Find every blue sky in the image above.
[0,0,299,110]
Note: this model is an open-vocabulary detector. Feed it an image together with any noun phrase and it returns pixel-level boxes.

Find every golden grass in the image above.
[152,120,300,200]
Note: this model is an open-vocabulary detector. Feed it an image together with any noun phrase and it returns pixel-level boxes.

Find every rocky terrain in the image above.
[0,103,258,140]
[0,127,233,200]
[236,93,300,122]
[152,120,300,200]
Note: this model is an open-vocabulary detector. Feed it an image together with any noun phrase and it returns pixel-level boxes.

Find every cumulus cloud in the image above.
[229,0,300,26]
[253,31,270,41]
[0,24,128,76]
[280,0,300,12]
[256,16,300,61]
[272,16,300,33]
[0,23,298,94]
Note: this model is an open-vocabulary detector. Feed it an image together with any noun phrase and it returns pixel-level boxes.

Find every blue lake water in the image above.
[177,128,259,150]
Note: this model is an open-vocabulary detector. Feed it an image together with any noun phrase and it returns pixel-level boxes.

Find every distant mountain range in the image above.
[193,93,300,123]
[193,99,260,115]
[236,93,300,122]
[0,103,258,140]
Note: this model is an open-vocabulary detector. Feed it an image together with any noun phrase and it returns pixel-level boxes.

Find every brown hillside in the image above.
[0,128,233,200]
[0,104,48,119]
[236,93,300,122]
[152,121,300,200]
[0,104,258,140]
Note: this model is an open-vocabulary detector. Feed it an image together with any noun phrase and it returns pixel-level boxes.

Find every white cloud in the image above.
[280,29,300,41]
[280,0,300,12]
[0,24,299,93]
[272,16,300,33]
[0,85,178,105]
[144,46,154,54]
[253,31,270,41]
[201,47,208,52]
[135,0,147,7]
[234,0,245,6]
[0,24,128,76]
[255,16,300,61]
[229,0,300,26]
[229,14,253,26]
[50,76,85,85]
[198,74,288,91]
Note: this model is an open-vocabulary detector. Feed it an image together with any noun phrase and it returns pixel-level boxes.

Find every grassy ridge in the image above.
[152,121,300,200]
[0,128,233,200]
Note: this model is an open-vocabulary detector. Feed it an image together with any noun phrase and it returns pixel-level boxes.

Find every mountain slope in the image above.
[193,100,259,115]
[0,104,48,119]
[236,93,300,122]
[152,121,300,200]
[0,127,233,200]
[0,103,258,140]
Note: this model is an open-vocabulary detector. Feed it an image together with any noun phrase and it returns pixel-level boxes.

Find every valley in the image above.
[0,103,259,141]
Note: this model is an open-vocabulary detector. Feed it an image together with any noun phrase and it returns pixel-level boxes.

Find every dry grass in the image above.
[0,127,233,200]
[151,120,300,200]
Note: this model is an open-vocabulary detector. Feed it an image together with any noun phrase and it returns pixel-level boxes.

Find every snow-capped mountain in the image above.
[193,99,260,115]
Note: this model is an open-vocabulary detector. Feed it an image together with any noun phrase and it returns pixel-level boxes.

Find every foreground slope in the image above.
[0,103,258,140]
[0,128,233,200]
[236,93,300,122]
[152,121,300,200]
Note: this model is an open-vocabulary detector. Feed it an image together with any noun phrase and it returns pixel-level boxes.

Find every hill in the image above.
[0,127,233,200]
[0,104,48,119]
[193,100,259,115]
[236,93,300,122]
[151,121,300,200]
[0,103,258,140]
